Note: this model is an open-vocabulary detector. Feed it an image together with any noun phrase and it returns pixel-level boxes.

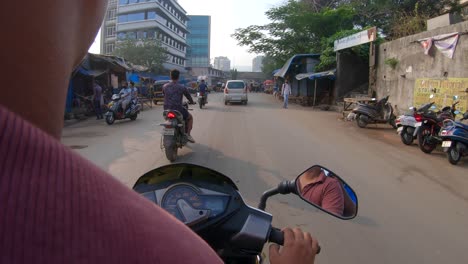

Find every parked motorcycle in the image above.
[133,163,358,264]
[352,96,397,129]
[396,102,435,145]
[160,102,193,162]
[105,94,141,125]
[197,92,207,109]
[417,99,459,154]
[440,112,468,165]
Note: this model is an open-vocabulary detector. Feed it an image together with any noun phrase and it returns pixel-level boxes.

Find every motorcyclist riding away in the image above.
[0,0,320,263]
[163,69,196,143]
[199,79,208,103]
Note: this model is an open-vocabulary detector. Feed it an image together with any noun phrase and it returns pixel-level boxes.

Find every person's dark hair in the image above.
[201,79,205,82]
[130,81,134,86]
[170,69,180,80]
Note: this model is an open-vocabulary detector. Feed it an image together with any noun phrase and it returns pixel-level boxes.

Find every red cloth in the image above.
[301,172,344,216]
[0,105,222,264]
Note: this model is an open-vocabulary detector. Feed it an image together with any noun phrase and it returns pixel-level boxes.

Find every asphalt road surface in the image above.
[62,93,468,264]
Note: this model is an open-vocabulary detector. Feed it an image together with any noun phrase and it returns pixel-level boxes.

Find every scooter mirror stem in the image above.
[258,180,297,211]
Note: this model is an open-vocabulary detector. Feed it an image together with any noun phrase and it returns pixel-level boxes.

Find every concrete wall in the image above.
[376,21,468,113]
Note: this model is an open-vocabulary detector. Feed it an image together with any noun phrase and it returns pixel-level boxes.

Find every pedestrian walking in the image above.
[281,80,291,109]
[93,80,104,119]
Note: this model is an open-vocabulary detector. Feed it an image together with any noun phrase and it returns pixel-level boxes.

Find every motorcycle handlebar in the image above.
[269,227,284,245]
[269,227,321,254]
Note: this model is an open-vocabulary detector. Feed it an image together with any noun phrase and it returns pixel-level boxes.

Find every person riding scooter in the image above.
[198,79,208,104]
[119,81,133,113]
[163,69,197,143]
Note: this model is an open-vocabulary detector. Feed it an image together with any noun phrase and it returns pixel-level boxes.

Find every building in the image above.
[101,0,118,55]
[186,15,211,68]
[100,0,190,72]
[214,56,231,72]
[252,55,265,72]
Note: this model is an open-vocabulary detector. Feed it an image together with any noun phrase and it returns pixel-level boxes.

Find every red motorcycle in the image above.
[417,101,459,154]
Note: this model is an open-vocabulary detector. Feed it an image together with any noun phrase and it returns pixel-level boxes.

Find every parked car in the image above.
[224,80,248,105]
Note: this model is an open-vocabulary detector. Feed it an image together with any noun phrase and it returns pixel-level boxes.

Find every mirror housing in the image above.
[258,165,358,220]
[295,165,358,220]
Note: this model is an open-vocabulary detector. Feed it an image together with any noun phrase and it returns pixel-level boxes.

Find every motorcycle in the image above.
[440,111,468,165]
[352,96,397,129]
[197,92,207,109]
[105,94,141,125]
[133,163,358,264]
[396,102,435,145]
[160,102,193,162]
[417,100,459,154]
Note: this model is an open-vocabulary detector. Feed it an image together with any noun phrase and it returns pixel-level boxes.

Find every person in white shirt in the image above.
[119,81,132,112]
[130,81,139,105]
[281,79,292,109]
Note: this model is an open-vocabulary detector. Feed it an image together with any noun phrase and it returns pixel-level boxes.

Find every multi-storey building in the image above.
[101,0,189,72]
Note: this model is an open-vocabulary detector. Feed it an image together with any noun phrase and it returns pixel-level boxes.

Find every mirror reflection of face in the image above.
[297,166,357,219]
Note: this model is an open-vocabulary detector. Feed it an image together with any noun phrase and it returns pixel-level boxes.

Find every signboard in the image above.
[334,27,377,52]
[414,78,468,116]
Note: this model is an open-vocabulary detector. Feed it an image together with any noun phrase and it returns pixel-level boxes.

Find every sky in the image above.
[88,0,282,71]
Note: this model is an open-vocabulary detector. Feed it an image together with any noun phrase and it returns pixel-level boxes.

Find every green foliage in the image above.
[113,39,168,74]
[232,1,356,75]
[384,57,399,70]
[230,69,239,80]
[233,0,459,75]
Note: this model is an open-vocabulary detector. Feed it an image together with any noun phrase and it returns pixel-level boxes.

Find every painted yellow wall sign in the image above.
[414,78,468,116]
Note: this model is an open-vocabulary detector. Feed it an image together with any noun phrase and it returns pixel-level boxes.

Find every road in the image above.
[62,93,468,264]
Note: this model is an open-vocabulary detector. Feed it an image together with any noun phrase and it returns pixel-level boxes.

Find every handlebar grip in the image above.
[269,227,321,255]
[269,227,284,245]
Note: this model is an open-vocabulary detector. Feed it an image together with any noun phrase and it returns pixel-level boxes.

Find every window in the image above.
[118,15,127,23]
[147,11,156,19]
[106,26,116,37]
[129,0,139,3]
[105,43,115,54]
[107,8,117,20]
[137,31,146,39]
[148,30,155,39]
[119,0,128,5]
[127,12,145,21]
[227,81,245,89]
[117,32,126,40]
[127,32,137,39]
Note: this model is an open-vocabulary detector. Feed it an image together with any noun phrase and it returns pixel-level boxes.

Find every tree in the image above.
[113,39,168,74]
[232,1,356,74]
[230,68,239,80]
[349,0,460,39]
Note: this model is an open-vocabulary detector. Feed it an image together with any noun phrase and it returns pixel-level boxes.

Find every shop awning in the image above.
[295,69,336,81]
[274,54,320,78]
[77,67,107,77]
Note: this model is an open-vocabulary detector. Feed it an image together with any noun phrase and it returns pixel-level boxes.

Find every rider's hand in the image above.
[269,227,319,264]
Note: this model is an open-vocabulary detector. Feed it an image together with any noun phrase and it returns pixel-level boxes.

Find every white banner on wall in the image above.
[334,27,377,52]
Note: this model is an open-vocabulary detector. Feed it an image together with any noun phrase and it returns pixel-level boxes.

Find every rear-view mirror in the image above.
[295,165,358,220]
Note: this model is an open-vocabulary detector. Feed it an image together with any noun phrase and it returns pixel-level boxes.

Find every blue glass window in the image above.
[127,32,137,39]
[129,0,139,3]
[118,32,126,40]
[118,15,128,23]
[148,30,155,39]
[119,0,129,5]
[127,12,145,22]
[147,11,156,19]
